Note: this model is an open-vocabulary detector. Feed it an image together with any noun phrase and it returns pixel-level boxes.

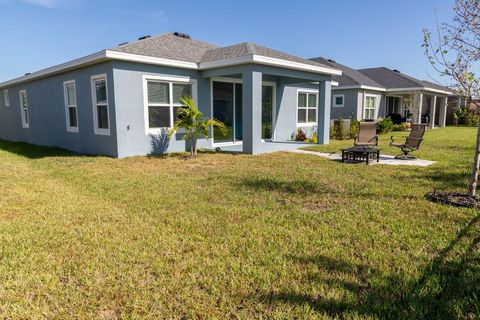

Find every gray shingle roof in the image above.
[111,34,333,69]
[202,43,332,68]
[110,33,219,63]
[358,67,450,92]
[310,57,384,88]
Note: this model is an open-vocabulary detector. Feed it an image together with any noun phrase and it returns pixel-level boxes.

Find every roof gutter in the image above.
[386,87,452,95]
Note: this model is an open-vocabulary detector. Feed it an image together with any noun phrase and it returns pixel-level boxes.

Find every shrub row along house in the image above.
[0,33,457,157]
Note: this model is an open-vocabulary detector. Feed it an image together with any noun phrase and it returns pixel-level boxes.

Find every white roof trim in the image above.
[199,54,342,75]
[251,55,342,75]
[0,51,342,88]
[386,87,452,95]
[334,85,386,92]
[0,51,108,88]
[105,50,199,70]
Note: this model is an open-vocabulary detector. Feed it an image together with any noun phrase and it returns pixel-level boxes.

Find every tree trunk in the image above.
[189,137,195,158]
[191,137,197,158]
[468,122,480,196]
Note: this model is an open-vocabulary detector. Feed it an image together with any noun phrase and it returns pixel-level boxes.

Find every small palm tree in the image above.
[167,96,226,157]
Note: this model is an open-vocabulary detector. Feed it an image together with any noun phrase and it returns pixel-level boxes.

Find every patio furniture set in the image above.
[341,122,427,165]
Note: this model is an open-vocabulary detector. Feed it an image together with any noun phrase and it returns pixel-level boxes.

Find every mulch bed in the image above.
[426,191,480,208]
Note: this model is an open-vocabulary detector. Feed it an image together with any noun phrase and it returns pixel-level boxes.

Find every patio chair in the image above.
[390,124,427,159]
[354,121,378,147]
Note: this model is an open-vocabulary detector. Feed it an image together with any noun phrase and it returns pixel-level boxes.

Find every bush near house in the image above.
[376,117,394,134]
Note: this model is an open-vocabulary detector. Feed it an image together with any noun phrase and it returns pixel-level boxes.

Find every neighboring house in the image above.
[0,33,341,157]
[311,57,454,129]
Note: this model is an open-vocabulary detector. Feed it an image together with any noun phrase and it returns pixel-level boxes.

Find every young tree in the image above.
[423,0,480,196]
[167,97,226,158]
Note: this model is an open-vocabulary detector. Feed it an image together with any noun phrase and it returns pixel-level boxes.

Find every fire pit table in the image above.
[341,146,380,165]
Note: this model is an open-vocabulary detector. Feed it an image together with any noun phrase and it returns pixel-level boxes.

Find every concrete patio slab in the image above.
[288,149,436,167]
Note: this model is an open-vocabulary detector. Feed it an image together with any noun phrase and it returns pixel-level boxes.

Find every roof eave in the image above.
[334,85,386,92]
[386,87,452,95]
[199,54,342,76]
[0,50,109,89]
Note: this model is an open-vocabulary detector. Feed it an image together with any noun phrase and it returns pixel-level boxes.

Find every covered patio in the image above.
[386,89,450,129]
[201,63,337,154]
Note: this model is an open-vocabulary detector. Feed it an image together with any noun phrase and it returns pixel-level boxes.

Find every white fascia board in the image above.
[199,54,342,76]
[386,87,452,95]
[0,51,108,88]
[252,55,342,76]
[334,85,386,92]
[105,50,198,70]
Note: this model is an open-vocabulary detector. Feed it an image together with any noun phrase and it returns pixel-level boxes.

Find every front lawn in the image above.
[0,127,478,319]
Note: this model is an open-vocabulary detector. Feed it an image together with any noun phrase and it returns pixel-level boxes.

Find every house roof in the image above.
[203,43,331,69]
[310,57,384,90]
[0,32,341,88]
[110,33,219,63]
[358,67,451,93]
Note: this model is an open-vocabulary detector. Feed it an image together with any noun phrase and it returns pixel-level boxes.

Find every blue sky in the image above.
[0,0,454,84]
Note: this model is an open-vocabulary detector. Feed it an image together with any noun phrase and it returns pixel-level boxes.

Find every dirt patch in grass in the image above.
[426,191,480,208]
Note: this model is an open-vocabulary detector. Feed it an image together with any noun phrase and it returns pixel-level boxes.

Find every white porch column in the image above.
[429,95,437,129]
[414,91,424,124]
[439,96,447,127]
[242,69,263,154]
[317,80,332,144]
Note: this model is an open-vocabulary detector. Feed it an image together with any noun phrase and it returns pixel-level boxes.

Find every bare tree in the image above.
[423,0,480,196]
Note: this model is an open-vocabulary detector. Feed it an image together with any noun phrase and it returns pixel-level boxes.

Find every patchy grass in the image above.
[0,127,478,319]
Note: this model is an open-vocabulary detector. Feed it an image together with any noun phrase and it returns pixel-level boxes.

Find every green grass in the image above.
[0,127,479,319]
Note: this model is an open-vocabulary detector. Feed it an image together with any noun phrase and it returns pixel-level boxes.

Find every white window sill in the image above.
[297,122,317,127]
[94,128,110,136]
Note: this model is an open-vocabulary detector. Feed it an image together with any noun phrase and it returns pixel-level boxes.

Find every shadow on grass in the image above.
[0,139,92,159]
[256,214,480,319]
[237,177,320,194]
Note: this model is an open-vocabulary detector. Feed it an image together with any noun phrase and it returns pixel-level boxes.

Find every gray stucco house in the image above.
[0,33,341,158]
[311,57,454,128]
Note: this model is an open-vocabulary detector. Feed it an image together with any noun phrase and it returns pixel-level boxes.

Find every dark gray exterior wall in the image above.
[330,89,359,120]
[330,88,386,121]
[0,62,118,157]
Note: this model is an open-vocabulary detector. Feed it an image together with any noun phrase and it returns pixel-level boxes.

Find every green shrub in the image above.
[306,131,318,143]
[329,124,335,139]
[294,128,307,141]
[334,119,346,140]
[392,122,409,132]
[350,119,360,138]
[377,118,394,134]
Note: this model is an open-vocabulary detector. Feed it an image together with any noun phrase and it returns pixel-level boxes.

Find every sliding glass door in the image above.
[212,81,274,144]
[262,85,274,140]
[213,81,235,143]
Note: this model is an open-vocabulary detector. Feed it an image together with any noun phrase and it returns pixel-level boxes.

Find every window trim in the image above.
[90,73,110,136]
[333,94,345,108]
[63,80,79,133]
[296,89,318,127]
[18,89,29,128]
[363,94,377,120]
[3,89,9,107]
[142,74,198,135]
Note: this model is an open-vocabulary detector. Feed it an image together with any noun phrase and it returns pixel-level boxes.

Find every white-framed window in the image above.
[63,80,79,133]
[364,95,377,120]
[143,75,197,135]
[3,89,9,107]
[91,74,110,135]
[19,90,29,128]
[297,90,318,126]
[333,94,344,108]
